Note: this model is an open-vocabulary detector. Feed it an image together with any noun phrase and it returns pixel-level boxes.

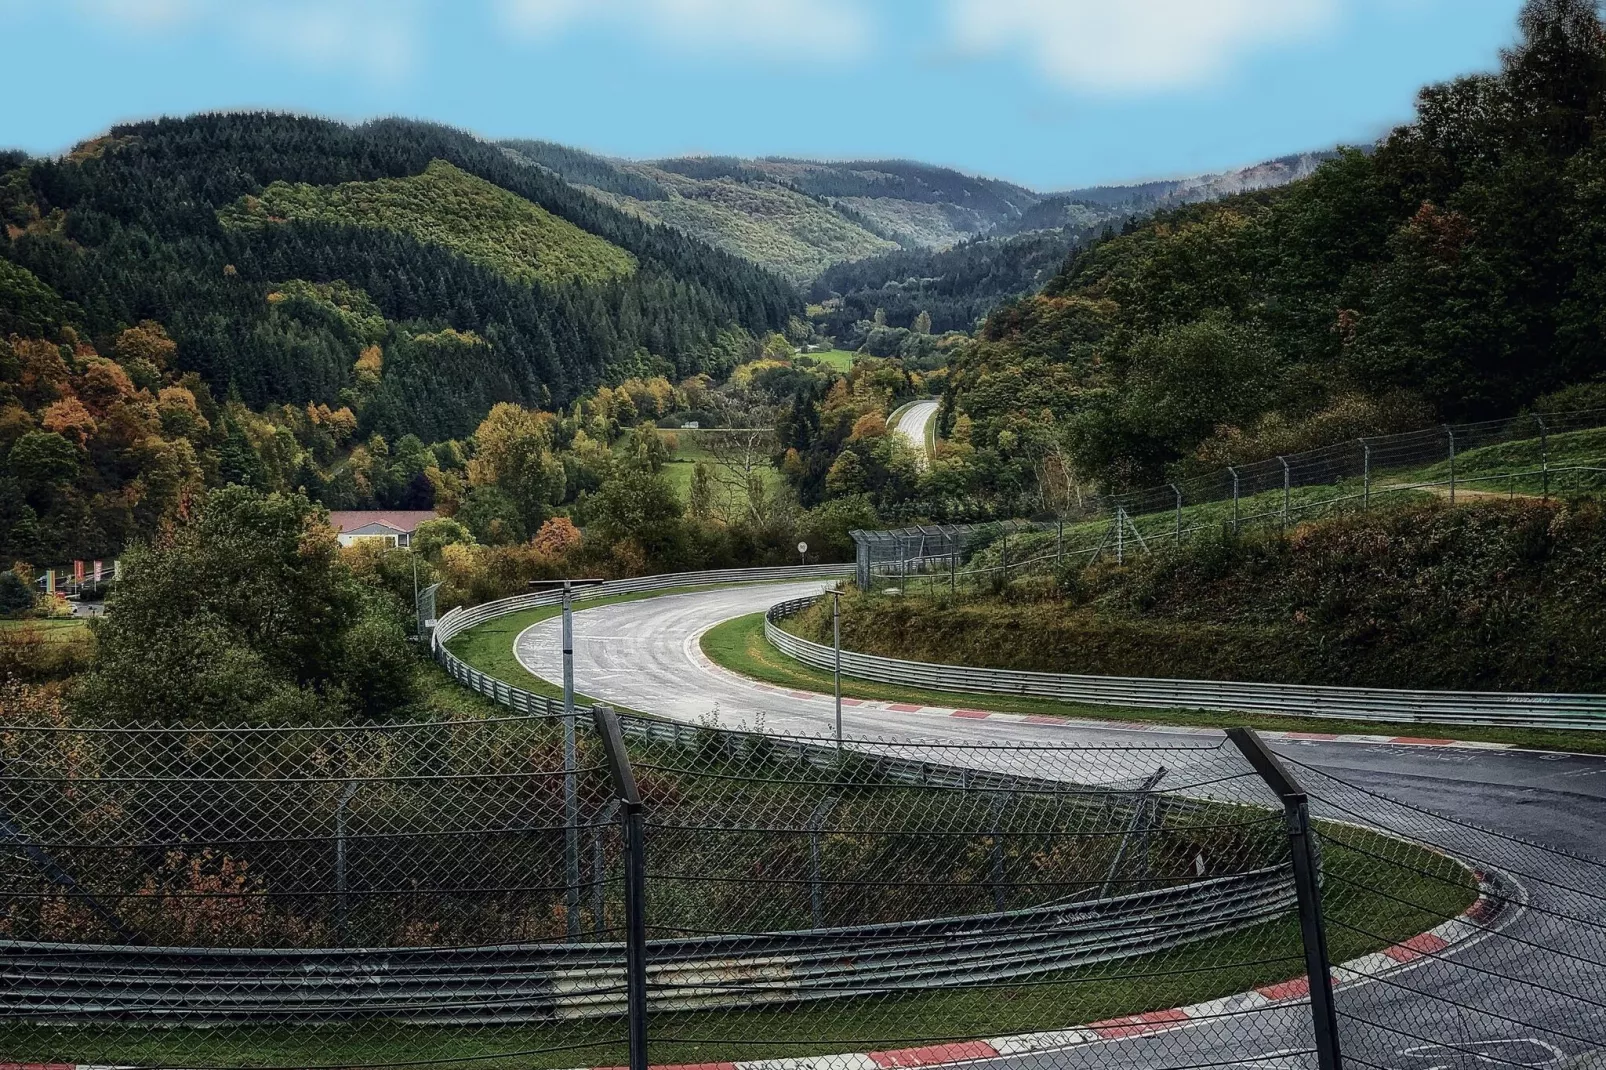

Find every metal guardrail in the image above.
[431,563,857,647]
[764,597,1606,732]
[0,868,1289,1023]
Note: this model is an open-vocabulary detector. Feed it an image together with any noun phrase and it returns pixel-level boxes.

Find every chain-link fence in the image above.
[1294,757,1606,1070]
[5,688,1603,1070]
[853,407,1606,590]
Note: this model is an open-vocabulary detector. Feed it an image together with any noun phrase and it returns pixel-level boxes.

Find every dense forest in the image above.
[746,0,1606,526]
[0,113,797,442]
[925,0,1606,509]
[810,224,1107,339]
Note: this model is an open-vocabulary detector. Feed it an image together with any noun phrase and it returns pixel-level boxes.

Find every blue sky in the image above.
[1,0,1529,192]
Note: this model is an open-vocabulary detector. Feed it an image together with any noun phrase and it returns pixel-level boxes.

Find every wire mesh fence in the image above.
[852,407,1606,591]
[2,693,1603,1070]
[1292,758,1606,1070]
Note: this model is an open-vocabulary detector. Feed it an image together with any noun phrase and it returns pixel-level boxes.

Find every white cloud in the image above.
[74,0,421,83]
[947,0,1339,94]
[499,0,871,59]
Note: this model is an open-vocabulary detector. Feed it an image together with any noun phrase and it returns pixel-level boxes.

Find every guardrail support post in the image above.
[591,704,648,1070]
[1227,728,1342,1070]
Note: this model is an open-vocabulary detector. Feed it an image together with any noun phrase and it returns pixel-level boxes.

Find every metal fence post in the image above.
[808,797,840,929]
[989,792,1010,912]
[1099,767,1166,899]
[562,586,581,940]
[590,704,648,1070]
[1116,507,1125,565]
[1001,530,1009,584]
[593,798,621,937]
[1229,467,1240,534]
[831,591,843,749]
[1446,425,1457,505]
[1171,484,1183,545]
[1056,518,1064,564]
[1360,440,1370,510]
[335,781,360,945]
[1280,456,1291,526]
[1538,415,1549,500]
[1227,728,1342,1070]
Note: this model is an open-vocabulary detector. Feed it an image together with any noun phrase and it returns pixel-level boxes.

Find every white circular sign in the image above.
[797,542,809,554]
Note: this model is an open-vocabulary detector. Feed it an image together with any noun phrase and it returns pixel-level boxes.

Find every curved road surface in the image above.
[892,398,939,468]
[513,580,1606,1068]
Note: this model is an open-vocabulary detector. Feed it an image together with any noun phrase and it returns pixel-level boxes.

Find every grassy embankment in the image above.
[654,427,788,508]
[958,424,1606,569]
[805,348,858,371]
[1,835,1467,1069]
[702,611,1606,754]
[0,617,93,680]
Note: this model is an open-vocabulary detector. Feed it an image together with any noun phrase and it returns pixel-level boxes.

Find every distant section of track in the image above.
[891,398,939,467]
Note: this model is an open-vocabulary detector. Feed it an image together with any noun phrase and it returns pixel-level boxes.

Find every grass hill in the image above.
[221,159,638,287]
[793,497,1606,693]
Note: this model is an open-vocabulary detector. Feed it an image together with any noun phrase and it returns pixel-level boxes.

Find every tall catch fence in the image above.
[852,406,1606,589]
[5,685,1604,1067]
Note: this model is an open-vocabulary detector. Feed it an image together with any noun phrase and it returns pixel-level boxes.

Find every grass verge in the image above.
[0,618,89,639]
[0,806,1472,1069]
[9,603,1481,1068]
[702,611,1606,754]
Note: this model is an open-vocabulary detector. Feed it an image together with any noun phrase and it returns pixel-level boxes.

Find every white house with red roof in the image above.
[326,510,440,549]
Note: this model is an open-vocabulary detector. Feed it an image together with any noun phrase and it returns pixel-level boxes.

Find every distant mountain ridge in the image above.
[1007,151,1340,234]
[501,139,1343,288]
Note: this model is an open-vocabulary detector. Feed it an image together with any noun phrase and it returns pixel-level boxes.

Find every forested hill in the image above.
[0,113,798,441]
[943,0,1606,501]
[805,152,1341,342]
[501,139,1334,334]
[500,141,1041,284]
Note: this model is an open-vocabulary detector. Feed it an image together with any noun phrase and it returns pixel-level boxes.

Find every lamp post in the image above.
[529,577,606,940]
[831,588,843,747]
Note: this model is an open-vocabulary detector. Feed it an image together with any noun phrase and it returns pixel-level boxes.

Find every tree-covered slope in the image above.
[501,141,901,285]
[943,0,1606,502]
[0,113,798,440]
[221,159,638,287]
